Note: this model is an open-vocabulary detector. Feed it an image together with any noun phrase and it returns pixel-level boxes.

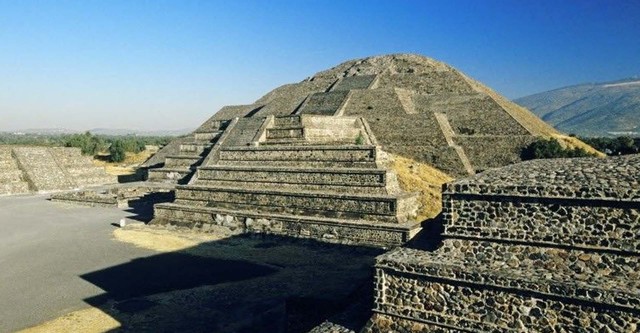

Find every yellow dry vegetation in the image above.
[112,224,225,253]
[17,308,120,333]
[93,150,154,176]
[388,153,453,221]
[553,134,606,157]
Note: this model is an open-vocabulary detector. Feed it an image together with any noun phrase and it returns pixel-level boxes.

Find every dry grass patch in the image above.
[113,224,225,253]
[388,153,453,221]
[17,308,120,333]
[93,150,154,176]
[553,134,605,157]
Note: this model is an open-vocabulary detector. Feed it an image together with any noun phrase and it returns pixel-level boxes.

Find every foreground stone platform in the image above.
[365,155,640,332]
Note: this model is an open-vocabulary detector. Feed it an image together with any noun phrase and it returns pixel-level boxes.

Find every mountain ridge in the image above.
[515,77,640,137]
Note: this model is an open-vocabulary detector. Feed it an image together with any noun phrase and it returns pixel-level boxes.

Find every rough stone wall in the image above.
[366,155,640,332]
[370,260,639,332]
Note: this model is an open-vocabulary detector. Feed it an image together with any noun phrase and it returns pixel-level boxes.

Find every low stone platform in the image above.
[195,165,392,194]
[51,183,174,208]
[216,145,378,168]
[365,155,640,332]
[153,204,420,248]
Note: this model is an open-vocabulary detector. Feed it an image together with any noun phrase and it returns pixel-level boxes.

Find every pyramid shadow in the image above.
[80,233,383,333]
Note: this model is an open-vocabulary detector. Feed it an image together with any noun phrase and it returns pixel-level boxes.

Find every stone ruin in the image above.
[0,146,115,195]
[363,155,640,332]
[144,53,574,247]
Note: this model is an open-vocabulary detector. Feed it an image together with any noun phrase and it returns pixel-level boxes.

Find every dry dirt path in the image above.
[0,195,156,332]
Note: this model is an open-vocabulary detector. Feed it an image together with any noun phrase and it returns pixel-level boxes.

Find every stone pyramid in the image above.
[145,54,584,246]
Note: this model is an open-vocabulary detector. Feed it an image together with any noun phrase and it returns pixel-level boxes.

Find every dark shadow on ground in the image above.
[122,191,175,223]
[80,234,383,333]
[117,169,147,183]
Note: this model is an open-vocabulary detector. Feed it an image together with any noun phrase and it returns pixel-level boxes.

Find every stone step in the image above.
[173,184,416,223]
[153,203,421,247]
[259,139,309,146]
[421,239,640,310]
[273,115,302,127]
[217,145,377,168]
[196,165,388,194]
[179,142,212,154]
[193,131,222,141]
[147,167,194,184]
[374,246,640,332]
[164,155,202,168]
[266,126,304,140]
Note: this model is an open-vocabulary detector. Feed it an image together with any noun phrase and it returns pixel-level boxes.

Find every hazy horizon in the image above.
[1,1,639,132]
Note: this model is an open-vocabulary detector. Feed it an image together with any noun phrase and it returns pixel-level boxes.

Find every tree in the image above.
[108,140,126,162]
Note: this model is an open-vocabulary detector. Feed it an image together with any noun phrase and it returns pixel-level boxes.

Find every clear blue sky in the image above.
[1,0,638,132]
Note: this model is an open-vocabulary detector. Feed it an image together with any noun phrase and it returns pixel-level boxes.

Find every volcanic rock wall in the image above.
[365,155,640,332]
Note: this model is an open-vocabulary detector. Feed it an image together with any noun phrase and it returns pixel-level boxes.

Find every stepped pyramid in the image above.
[0,146,115,194]
[147,54,587,246]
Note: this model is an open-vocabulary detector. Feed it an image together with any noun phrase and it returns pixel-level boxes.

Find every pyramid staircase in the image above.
[147,120,229,184]
[153,115,421,247]
[261,115,306,145]
[0,147,29,195]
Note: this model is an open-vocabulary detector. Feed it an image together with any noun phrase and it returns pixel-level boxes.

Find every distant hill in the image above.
[5,128,192,136]
[514,77,640,137]
[88,128,192,136]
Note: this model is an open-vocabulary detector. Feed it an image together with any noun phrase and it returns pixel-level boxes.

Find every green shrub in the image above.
[521,138,595,160]
[580,136,639,155]
[355,131,365,145]
[108,140,126,162]
[64,132,105,155]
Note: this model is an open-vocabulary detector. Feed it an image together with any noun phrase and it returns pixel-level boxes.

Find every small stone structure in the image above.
[0,146,114,194]
[364,155,640,332]
[51,183,174,208]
